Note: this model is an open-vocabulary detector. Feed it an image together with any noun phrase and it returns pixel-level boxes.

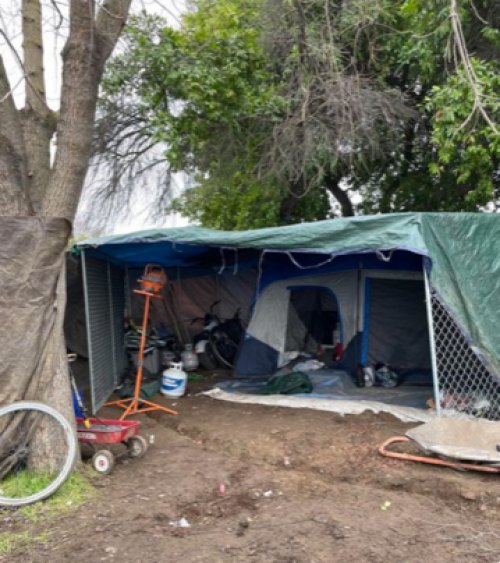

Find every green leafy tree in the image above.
[97,0,499,229]
[427,59,499,208]
[357,0,499,212]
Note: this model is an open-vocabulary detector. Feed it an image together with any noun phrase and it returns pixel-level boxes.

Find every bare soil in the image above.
[3,375,500,562]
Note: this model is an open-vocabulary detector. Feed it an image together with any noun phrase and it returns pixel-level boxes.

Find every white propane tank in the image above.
[161,362,187,397]
[181,344,199,371]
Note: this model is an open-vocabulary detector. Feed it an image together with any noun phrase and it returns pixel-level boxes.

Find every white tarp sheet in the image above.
[203,388,434,423]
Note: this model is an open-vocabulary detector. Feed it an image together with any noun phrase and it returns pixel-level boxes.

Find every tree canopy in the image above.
[98,0,500,229]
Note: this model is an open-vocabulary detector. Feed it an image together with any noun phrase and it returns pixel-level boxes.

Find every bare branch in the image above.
[49,0,65,30]
[261,72,416,196]
[22,0,47,112]
[19,0,57,212]
[450,0,498,134]
[468,0,489,25]
[0,25,52,110]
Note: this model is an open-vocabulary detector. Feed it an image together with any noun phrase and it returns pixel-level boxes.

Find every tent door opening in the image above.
[362,277,431,373]
[285,286,342,354]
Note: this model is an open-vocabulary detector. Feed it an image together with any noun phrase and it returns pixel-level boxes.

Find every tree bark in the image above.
[324,173,354,217]
[21,0,55,213]
[43,0,132,219]
[0,56,31,214]
[279,177,309,223]
[27,261,75,471]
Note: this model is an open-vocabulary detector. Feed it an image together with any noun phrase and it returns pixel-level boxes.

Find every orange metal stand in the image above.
[105,289,178,420]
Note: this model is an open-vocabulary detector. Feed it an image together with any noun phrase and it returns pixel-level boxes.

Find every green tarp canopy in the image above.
[79,213,500,375]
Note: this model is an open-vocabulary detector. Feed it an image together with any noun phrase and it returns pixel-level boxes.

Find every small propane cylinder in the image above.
[181,344,199,372]
[161,362,187,397]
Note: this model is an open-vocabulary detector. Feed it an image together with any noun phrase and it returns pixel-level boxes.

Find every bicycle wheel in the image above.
[198,348,219,370]
[0,401,77,507]
[209,330,240,368]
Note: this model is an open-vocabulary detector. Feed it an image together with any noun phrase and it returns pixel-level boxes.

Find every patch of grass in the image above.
[1,469,94,523]
[0,530,50,556]
[1,471,56,499]
[21,471,94,522]
[0,469,94,556]
[188,372,205,382]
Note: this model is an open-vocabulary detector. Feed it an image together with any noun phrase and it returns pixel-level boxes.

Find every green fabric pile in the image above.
[257,372,313,395]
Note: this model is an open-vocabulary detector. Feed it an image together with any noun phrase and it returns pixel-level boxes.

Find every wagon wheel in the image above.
[92,450,115,474]
[126,435,148,459]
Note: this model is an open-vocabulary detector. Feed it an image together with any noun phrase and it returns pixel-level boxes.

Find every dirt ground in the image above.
[3,375,500,562]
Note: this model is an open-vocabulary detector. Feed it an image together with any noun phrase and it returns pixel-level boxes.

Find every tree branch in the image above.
[42,0,132,219]
[450,0,498,134]
[0,54,30,215]
[21,0,56,213]
[324,173,354,217]
[94,0,132,71]
[22,0,47,113]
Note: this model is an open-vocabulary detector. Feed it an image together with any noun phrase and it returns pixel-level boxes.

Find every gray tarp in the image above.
[407,418,500,463]
[0,217,70,405]
[65,255,88,358]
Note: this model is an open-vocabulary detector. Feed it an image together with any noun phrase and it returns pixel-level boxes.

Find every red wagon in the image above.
[76,417,148,474]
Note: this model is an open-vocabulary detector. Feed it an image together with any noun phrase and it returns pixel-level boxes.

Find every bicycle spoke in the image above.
[0,402,77,507]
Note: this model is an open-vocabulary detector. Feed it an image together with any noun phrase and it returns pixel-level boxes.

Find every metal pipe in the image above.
[423,261,441,416]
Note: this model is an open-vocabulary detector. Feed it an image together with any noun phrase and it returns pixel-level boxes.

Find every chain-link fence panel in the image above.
[431,292,500,420]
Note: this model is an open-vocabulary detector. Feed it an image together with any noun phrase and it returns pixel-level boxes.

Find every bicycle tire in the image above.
[198,349,219,370]
[209,331,239,369]
[0,401,77,507]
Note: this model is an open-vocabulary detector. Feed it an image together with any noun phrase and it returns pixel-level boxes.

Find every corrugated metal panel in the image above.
[82,252,126,413]
[109,263,127,380]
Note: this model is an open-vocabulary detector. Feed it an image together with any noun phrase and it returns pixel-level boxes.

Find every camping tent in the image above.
[77,213,500,418]
[235,250,429,377]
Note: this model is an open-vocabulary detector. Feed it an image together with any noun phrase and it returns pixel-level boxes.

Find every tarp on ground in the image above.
[203,388,433,423]
[407,418,500,462]
[78,213,500,375]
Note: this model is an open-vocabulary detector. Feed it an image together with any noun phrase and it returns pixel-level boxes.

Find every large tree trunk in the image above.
[0,0,132,472]
[0,219,73,469]
[27,261,75,470]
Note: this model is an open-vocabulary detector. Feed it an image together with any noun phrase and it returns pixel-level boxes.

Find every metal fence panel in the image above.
[82,252,126,413]
[431,292,500,420]
[109,262,127,381]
